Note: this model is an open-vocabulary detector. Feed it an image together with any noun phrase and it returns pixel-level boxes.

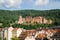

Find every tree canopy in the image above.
[0,9,60,28]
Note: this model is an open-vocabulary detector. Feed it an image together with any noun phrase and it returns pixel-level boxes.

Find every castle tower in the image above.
[18,16,23,24]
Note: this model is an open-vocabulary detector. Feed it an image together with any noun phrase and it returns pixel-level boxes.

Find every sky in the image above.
[0,0,60,10]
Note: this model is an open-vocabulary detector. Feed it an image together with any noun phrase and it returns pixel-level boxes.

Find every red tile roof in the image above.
[37,33,45,39]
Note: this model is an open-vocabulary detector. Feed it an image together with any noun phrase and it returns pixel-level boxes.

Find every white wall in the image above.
[8,27,13,40]
[17,28,22,37]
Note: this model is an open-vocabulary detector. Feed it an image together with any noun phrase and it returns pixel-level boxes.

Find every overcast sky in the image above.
[0,0,60,10]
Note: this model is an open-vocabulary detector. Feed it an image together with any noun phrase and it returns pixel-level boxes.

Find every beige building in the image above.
[18,16,23,24]
[17,16,52,24]
[0,28,4,40]
[4,27,23,40]
[4,27,14,40]
[12,28,22,38]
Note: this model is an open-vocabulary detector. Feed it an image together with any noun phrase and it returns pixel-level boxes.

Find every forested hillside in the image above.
[0,9,60,28]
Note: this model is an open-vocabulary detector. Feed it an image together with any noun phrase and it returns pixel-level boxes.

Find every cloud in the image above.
[34,0,49,6]
[0,0,22,8]
[53,0,60,1]
[29,0,34,2]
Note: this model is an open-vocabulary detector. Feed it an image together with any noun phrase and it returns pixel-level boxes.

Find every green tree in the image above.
[11,37,19,40]
[0,37,2,40]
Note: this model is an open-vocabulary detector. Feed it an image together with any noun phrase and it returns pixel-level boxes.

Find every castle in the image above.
[17,16,52,24]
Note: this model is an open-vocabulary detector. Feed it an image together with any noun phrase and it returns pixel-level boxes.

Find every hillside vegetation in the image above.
[0,9,60,28]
